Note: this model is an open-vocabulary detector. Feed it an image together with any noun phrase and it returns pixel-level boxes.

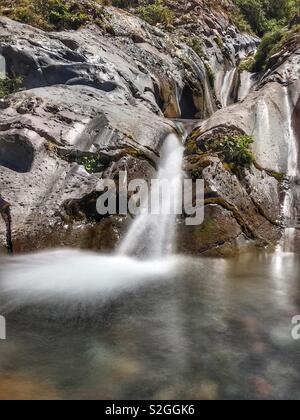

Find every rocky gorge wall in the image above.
[0,1,299,256]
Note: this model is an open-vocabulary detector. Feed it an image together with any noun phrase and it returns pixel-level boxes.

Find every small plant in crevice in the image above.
[78,155,105,173]
[210,134,256,168]
[0,74,23,98]
[185,133,256,169]
[0,0,106,31]
[186,36,207,60]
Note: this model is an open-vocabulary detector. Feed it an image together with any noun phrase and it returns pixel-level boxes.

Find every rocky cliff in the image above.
[0,0,299,255]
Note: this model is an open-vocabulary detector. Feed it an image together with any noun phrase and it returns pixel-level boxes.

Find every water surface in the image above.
[0,249,300,400]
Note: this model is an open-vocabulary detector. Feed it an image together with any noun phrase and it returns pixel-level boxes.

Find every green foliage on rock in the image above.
[251,27,285,71]
[204,63,215,88]
[79,155,105,173]
[212,134,256,167]
[0,74,23,98]
[186,133,256,169]
[186,36,207,59]
[239,55,256,72]
[137,0,174,26]
[0,0,105,31]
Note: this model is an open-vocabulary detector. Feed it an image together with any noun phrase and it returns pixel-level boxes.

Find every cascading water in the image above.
[238,71,254,102]
[220,68,237,107]
[282,88,300,251]
[0,132,185,309]
[118,133,184,258]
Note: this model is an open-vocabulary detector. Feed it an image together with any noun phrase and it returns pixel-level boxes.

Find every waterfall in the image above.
[118,133,184,258]
[220,69,236,107]
[282,88,300,250]
[0,54,6,77]
[238,71,254,102]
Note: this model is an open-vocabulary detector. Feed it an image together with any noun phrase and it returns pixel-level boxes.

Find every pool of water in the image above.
[0,248,300,400]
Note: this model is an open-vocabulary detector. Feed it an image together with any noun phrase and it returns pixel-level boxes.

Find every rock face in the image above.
[0,2,298,255]
[183,47,300,255]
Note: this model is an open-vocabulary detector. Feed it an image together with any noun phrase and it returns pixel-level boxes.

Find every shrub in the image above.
[232,12,253,33]
[251,28,285,72]
[234,0,300,35]
[0,74,23,98]
[235,0,268,36]
[0,0,103,31]
[210,134,255,167]
[137,1,174,26]
[79,155,104,173]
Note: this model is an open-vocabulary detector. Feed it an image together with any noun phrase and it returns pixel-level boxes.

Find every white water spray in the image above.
[220,69,236,107]
[118,133,184,258]
[282,89,299,251]
[238,71,254,102]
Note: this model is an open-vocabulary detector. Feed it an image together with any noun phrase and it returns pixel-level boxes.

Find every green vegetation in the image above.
[251,27,285,71]
[0,74,23,98]
[185,133,255,169]
[234,0,300,36]
[185,138,199,156]
[251,23,299,72]
[232,1,300,72]
[186,36,207,60]
[204,63,215,88]
[137,0,174,26]
[79,155,105,173]
[239,55,256,72]
[0,0,105,31]
[211,134,255,167]
[214,36,224,50]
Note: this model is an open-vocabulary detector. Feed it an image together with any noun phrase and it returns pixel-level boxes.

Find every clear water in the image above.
[0,247,300,400]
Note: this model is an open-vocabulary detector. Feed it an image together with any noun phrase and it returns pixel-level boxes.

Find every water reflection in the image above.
[0,249,300,400]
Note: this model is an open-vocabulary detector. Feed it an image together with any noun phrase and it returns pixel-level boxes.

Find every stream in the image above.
[0,245,300,400]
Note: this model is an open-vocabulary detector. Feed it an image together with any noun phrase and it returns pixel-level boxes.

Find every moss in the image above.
[214,36,224,50]
[204,63,215,88]
[0,74,23,98]
[137,1,174,26]
[185,139,199,156]
[186,36,207,60]
[125,147,155,167]
[268,171,285,182]
[239,55,256,72]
